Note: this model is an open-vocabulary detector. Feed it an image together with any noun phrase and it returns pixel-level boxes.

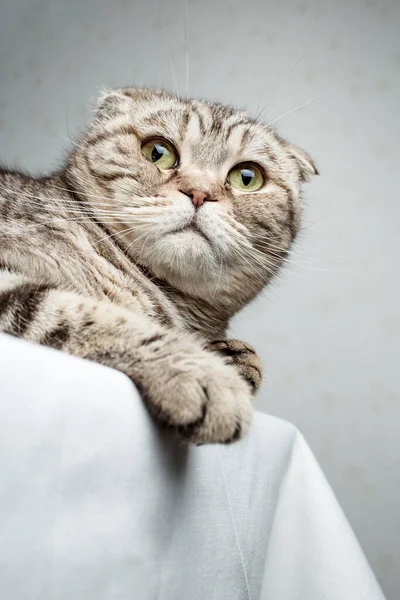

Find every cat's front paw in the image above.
[143,344,253,445]
[208,339,263,395]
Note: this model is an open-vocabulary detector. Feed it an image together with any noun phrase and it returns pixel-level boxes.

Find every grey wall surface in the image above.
[0,0,398,596]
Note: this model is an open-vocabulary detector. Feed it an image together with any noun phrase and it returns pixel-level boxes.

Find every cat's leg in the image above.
[0,280,252,444]
[208,339,263,395]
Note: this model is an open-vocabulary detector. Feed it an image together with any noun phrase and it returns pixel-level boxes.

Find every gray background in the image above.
[0,0,398,597]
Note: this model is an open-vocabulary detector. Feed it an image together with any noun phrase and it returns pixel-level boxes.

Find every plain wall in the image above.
[0,0,399,597]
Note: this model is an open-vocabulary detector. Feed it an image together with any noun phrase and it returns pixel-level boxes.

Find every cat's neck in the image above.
[135,264,230,339]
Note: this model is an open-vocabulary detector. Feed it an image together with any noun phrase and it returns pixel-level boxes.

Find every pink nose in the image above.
[184,189,210,209]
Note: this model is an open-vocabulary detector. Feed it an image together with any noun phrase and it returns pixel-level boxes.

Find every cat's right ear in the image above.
[94,88,131,121]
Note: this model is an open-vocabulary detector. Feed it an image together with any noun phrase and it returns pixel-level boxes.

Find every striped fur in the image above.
[0,87,317,444]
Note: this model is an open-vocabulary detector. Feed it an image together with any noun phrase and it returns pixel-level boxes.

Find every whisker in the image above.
[0,185,170,217]
[211,253,227,300]
[0,216,135,239]
[262,62,337,125]
[247,232,315,258]
[249,239,319,263]
[266,85,337,127]
[0,186,115,211]
[1,197,130,219]
[50,183,166,209]
[64,102,75,152]
[91,224,139,248]
[229,241,276,279]
[182,0,190,96]
[60,135,88,155]
[248,242,340,274]
[254,51,307,122]
[91,224,135,246]
[231,231,316,279]
[136,225,161,258]
[300,196,333,232]
[156,0,180,98]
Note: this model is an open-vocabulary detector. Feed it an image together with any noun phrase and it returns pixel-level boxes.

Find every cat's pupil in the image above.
[151,144,166,162]
[241,168,254,187]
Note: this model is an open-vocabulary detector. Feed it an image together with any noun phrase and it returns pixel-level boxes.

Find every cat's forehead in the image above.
[116,88,280,168]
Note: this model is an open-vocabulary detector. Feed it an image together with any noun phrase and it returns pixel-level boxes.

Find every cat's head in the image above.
[67,87,317,310]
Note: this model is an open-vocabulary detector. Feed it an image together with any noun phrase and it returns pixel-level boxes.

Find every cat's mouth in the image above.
[170,222,211,243]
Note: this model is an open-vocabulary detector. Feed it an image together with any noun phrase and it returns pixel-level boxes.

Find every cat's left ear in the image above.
[286,143,319,182]
[94,88,130,120]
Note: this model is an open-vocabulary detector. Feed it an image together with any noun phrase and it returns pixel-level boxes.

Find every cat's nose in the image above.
[181,189,210,209]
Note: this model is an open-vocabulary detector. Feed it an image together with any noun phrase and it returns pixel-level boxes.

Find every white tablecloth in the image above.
[0,333,385,600]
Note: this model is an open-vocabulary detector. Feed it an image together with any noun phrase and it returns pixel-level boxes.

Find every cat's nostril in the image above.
[180,188,210,209]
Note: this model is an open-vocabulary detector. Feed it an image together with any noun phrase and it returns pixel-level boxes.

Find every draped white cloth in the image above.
[0,333,385,600]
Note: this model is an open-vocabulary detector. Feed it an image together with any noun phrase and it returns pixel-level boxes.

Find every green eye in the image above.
[228,163,265,192]
[141,138,179,170]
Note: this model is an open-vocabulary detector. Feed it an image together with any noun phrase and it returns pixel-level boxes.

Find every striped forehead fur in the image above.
[93,87,292,171]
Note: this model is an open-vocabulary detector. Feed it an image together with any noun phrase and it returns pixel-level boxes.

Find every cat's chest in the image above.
[86,254,182,329]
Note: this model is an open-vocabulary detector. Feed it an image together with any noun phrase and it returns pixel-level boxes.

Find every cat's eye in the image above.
[141,138,179,170]
[227,163,265,192]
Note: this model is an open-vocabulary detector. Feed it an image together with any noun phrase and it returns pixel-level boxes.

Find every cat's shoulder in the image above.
[0,166,59,203]
[0,167,36,197]
[0,166,53,183]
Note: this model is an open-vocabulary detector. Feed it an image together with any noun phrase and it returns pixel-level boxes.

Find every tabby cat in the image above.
[0,87,317,444]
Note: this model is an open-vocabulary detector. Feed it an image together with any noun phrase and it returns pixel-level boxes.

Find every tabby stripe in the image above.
[0,197,13,221]
[263,182,298,243]
[242,369,261,393]
[81,154,110,193]
[284,187,297,242]
[94,171,139,182]
[240,126,253,152]
[191,106,206,136]
[225,118,254,138]
[0,284,50,336]
[181,109,190,136]
[115,139,132,156]
[89,218,140,273]
[149,295,174,328]
[252,216,275,236]
[121,89,137,100]
[223,422,242,444]
[86,124,140,147]
[221,347,255,358]
[59,183,124,266]
[134,264,175,328]
[85,158,135,182]
[141,333,164,346]
[267,149,279,164]
[40,323,71,350]
[210,119,222,135]
[222,118,250,144]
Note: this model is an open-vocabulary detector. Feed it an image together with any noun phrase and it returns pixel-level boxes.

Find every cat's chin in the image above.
[167,226,211,245]
[136,228,228,291]
[154,228,217,269]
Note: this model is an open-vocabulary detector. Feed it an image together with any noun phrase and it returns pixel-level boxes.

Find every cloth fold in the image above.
[0,333,385,599]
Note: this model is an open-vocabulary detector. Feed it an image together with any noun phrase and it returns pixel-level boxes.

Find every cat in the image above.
[0,87,317,444]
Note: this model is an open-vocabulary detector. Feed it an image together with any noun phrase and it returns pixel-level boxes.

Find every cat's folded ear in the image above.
[286,142,319,182]
[94,88,131,120]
